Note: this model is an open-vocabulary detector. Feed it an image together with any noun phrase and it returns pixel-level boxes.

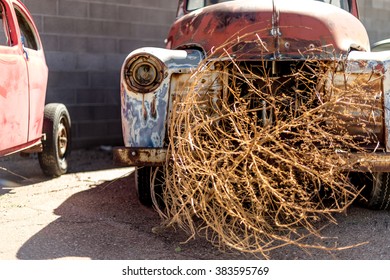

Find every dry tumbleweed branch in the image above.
[153,43,381,258]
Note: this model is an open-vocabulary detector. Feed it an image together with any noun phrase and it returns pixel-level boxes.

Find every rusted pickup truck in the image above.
[114,0,390,209]
[0,0,71,177]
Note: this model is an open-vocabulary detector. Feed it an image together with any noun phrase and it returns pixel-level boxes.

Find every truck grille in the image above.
[213,59,385,151]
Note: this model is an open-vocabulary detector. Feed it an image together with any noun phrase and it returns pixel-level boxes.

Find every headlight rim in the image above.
[124,53,166,94]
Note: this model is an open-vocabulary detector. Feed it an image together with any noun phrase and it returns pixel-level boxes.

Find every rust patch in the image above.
[113,147,167,167]
[151,95,157,118]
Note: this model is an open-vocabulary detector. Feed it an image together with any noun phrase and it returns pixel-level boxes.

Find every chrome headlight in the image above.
[124,54,165,93]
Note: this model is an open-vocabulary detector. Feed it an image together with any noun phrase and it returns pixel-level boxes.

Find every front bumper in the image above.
[113,146,390,172]
[343,153,390,172]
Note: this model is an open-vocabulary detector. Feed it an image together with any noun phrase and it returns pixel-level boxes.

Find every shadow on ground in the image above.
[15,174,249,260]
[0,147,115,197]
[4,148,390,260]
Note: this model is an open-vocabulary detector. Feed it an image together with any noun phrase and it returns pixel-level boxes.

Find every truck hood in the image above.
[167,0,370,60]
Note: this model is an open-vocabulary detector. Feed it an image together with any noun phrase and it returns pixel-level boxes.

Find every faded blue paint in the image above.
[122,84,169,147]
[121,48,204,148]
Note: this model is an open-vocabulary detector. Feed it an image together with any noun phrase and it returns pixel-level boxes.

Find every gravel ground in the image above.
[1,147,390,260]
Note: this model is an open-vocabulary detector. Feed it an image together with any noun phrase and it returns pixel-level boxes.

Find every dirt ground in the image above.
[1,147,390,260]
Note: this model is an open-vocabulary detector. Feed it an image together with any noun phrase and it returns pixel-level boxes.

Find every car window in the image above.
[318,0,349,11]
[186,0,350,12]
[14,6,38,50]
[0,3,10,46]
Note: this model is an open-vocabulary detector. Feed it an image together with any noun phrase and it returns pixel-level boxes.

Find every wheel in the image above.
[351,172,390,210]
[38,103,71,177]
[135,166,164,207]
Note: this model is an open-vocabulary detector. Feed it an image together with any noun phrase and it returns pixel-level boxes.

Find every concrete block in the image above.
[131,22,170,41]
[118,38,165,54]
[75,88,119,104]
[118,6,176,24]
[101,21,134,38]
[86,37,117,54]
[76,120,121,138]
[40,34,59,51]
[67,104,120,121]
[48,71,90,89]
[43,16,76,35]
[45,51,77,71]
[89,3,118,20]
[74,18,105,37]
[45,88,77,104]
[58,36,88,52]
[128,0,177,10]
[85,0,129,4]
[23,0,57,15]
[104,53,127,71]
[90,71,120,89]
[59,0,89,18]
[76,53,105,71]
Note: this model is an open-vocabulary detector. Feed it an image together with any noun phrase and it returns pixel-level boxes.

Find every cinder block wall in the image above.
[21,0,177,148]
[21,0,390,148]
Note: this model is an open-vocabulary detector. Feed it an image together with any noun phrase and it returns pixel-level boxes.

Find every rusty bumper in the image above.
[113,147,167,167]
[113,146,390,172]
[343,153,390,172]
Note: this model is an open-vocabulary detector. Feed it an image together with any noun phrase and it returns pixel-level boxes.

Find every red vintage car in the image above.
[0,0,71,177]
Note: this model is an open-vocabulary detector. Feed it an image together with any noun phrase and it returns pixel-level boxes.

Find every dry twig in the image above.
[154,40,380,258]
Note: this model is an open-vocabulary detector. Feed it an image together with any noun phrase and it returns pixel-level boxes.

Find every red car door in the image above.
[13,3,48,143]
[0,0,29,155]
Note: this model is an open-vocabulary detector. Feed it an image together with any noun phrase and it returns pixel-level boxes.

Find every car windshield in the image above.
[186,0,350,12]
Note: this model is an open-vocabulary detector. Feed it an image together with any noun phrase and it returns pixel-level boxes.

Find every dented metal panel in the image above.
[346,50,390,152]
[167,0,369,60]
[330,62,384,144]
[168,67,223,120]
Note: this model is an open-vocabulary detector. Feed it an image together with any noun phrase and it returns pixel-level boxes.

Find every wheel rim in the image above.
[57,118,68,158]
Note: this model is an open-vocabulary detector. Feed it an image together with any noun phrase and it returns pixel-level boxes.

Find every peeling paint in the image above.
[167,0,369,60]
[120,49,203,150]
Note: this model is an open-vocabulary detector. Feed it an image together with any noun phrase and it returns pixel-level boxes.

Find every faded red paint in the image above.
[0,0,48,156]
[167,0,369,59]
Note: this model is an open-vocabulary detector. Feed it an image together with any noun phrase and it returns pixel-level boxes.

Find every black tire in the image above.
[351,172,390,210]
[38,103,71,177]
[135,166,164,207]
